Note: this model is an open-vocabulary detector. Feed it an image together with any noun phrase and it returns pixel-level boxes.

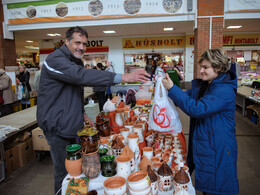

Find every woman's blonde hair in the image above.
[198,49,228,73]
[19,64,26,72]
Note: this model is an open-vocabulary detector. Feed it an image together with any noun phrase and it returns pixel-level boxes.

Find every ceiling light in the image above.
[164,27,174,31]
[25,40,34,43]
[25,46,39,49]
[103,30,116,34]
[47,33,61,37]
[227,26,242,29]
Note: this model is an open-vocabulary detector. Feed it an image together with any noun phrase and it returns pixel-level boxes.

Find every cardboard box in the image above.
[4,146,20,175]
[32,128,50,151]
[17,138,35,167]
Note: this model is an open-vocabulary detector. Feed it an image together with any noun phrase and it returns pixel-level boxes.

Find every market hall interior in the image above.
[0,108,259,195]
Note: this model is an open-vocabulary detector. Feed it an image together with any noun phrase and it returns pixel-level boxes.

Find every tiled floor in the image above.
[0,108,260,195]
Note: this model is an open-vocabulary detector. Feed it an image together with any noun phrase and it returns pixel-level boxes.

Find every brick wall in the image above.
[194,0,224,79]
[0,0,17,69]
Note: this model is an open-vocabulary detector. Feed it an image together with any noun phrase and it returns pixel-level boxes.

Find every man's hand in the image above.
[162,73,174,90]
[122,69,150,83]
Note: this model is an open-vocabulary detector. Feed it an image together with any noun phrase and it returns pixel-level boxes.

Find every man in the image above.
[37,26,149,194]
[228,57,241,78]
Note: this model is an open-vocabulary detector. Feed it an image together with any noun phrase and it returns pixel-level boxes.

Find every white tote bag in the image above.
[148,77,182,133]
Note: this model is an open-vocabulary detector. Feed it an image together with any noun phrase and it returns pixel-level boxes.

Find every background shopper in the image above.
[162,49,239,194]
[228,57,241,78]
[0,69,15,117]
[33,62,43,93]
[93,62,107,111]
[105,61,114,100]
[17,64,31,109]
[36,26,150,195]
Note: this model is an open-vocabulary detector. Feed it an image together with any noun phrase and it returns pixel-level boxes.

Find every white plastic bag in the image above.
[148,77,182,133]
[17,83,23,100]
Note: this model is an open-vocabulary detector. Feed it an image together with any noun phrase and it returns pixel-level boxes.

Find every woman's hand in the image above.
[162,73,174,90]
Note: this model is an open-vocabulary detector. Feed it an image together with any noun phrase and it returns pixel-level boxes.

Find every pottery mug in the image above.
[127,170,151,190]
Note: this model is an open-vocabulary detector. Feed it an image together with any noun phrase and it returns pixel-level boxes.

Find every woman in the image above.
[162,49,239,194]
[17,64,31,109]
[0,69,15,116]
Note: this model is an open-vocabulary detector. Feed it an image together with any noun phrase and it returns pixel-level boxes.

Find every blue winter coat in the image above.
[168,71,239,194]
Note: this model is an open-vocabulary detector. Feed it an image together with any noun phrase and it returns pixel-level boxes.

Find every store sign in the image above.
[223,34,260,46]
[40,39,108,54]
[5,0,186,25]
[122,36,185,49]
[226,0,260,12]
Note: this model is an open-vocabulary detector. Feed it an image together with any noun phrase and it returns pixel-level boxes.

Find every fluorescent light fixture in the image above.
[103,30,116,34]
[47,33,61,36]
[25,46,39,49]
[227,26,242,29]
[25,40,34,43]
[164,27,174,31]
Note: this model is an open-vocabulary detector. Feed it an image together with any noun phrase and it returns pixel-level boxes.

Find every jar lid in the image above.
[66,144,81,152]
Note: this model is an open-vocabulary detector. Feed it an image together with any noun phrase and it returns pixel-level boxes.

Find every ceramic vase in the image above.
[127,133,140,160]
[116,156,131,179]
[82,150,101,179]
[133,124,144,143]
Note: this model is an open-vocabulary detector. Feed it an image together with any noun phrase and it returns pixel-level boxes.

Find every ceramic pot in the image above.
[127,170,151,190]
[65,158,82,177]
[127,133,139,157]
[142,147,153,160]
[128,184,152,195]
[125,123,134,134]
[80,133,99,154]
[104,176,126,195]
[115,109,125,127]
[133,124,144,143]
[82,150,101,179]
[101,155,117,177]
[116,156,131,179]
[96,115,111,137]
[65,144,82,177]
[120,128,130,144]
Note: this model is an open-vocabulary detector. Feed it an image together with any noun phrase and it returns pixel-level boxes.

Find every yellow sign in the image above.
[223,34,260,46]
[122,36,185,49]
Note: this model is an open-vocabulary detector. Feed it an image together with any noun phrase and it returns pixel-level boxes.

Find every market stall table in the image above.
[61,165,195,195]
[0,106,37,182]
[236,86,260,117]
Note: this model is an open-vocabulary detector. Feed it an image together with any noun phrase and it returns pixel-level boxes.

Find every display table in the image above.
[61,168,195,195]
[236,86,260,117]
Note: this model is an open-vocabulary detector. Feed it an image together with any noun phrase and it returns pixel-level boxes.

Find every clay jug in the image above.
[96,114,111,137]
[65,144,82,177]
[82,150,101,179]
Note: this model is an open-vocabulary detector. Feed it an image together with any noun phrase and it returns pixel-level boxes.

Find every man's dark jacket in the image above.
[37,45,116,138]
